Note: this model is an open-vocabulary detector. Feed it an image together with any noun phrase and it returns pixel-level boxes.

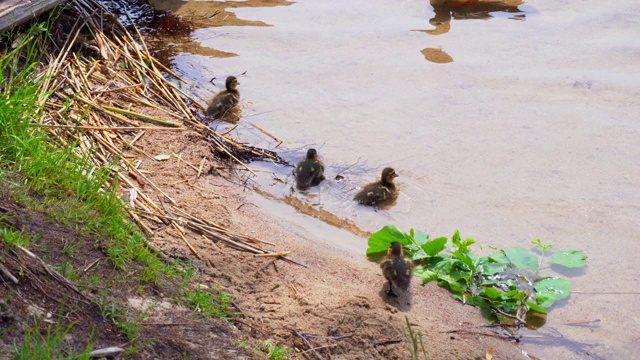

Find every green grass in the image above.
[0,227,32,247]
[13,321,93,360]
[0,18,184,286]
[1,17,195,347]
[183,285,238,322]
[259,341,290,360]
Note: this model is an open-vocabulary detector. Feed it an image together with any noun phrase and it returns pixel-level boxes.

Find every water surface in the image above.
[154,1,640,358]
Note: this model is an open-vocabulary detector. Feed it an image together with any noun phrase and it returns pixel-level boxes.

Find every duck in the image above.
[205,76,240,120]
[295,148,325,190]
[353,167,399,206]
[380,241,414,297]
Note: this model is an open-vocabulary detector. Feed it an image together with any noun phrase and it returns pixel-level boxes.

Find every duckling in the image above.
[205,76,240,120]
[353,167,399,206]
[380,241,413,297]
[295,148,325,190]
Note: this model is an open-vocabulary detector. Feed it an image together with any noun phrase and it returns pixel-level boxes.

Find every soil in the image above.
[0,123,529,359]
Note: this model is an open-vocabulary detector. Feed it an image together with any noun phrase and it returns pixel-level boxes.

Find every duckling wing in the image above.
[309,160,325,186]
[354,184,391,205]
[205,92,239,118]
[380,258,395,280]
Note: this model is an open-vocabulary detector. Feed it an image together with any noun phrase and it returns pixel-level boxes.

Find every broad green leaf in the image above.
[488,252,510,264]
[413,230,429,246]
[550,249,588,268]
[414,268,438,283]
[452,251,475,272]
[502,247,540,272]
[481,287,503,300]
[536,293,554,308]
[423,236,447,256]
[534,277,571,308]
[526,302,548,314]
[437,276,464,293]
[154,154,171,161]
[477,260,507,276]
[366,225,411,254]
[410,248,428,261]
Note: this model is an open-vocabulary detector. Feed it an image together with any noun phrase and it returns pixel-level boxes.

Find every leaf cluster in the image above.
[367,226,587,326]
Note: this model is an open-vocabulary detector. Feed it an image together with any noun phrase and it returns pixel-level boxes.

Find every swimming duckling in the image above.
[295,148,325,190]
[380,241,413,297]
[353,167,399,206]
[205,76,240,120]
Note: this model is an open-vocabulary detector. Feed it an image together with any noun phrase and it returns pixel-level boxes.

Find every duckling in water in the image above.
[380,241,413,297]
[295,148,325,190]
[205,76,240,120]
[353,167,399,206]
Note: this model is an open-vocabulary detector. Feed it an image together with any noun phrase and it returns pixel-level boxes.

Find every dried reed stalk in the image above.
[36,0,300,266]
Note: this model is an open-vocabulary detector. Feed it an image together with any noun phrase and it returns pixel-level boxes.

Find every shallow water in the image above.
[148,0,640,358]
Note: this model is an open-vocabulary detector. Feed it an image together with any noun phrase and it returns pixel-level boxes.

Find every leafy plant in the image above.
[367,226,587,326]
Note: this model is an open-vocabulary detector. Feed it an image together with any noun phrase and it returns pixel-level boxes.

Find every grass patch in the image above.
[257,340,290,360]
[0,16,184,286]
[0,227,31,247]
[1,15,197,351]
[183,285,238,322]
[13,321,93,360]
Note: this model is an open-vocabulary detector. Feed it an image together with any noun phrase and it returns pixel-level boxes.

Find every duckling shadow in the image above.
[378,287,413,312]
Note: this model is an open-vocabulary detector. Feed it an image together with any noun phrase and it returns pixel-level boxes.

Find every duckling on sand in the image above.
[380,241,413,297]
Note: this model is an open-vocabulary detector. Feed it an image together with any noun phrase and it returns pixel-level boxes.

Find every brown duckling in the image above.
[380,241,414,297]
[205,76,240,120]
[353,167,399,206]
[295,148,325,190]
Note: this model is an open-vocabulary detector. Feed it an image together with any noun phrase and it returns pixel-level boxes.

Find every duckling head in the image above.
[306,148,318,159]
[388,241,403,256]
[225,76,239,91]
[381,167,398,183]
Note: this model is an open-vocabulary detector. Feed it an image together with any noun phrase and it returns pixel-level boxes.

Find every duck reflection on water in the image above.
[424,0,526,35]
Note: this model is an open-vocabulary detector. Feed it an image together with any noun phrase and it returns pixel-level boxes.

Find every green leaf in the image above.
[154,154,171,161]
[550,249,588,268]
[502,247,540,272]
[532,238,552,253]
[437,275,465,293]
[452,251,475,272]
[414,268,438,283]
[526,302,548,314]
[536,293,554,308]
[423,236,447,256]
[476,259,507,276]
[366,225,411,254]
[410,248,428,261]
[534,277,572,308]
[413,231,429,246]
[481,287,503,300]
[488,252,509,264]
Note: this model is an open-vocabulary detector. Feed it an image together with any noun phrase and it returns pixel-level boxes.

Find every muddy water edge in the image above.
[134,0,640,359]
